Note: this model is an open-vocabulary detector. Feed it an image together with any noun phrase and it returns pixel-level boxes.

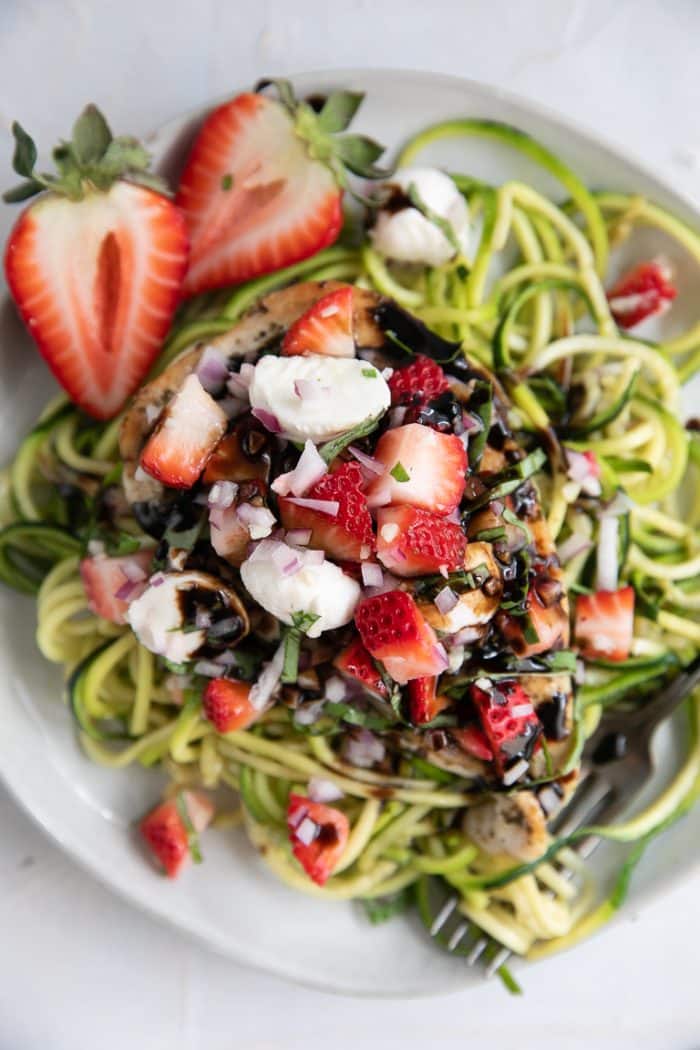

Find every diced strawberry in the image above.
[140,790,214,878]
[355,590,447,684]
[208,503,250,564]
[407,676,447,724]
[140,374,228,489]
[287,793,349,886]
[3,112,188,420]
[203,678,258,733]
[499,584,569,658]
[376,505,466,577]
[471,681,542,776]
[388,355,448,406]
[607,259,677,329]
[575,585,635,661]
[176,92,343,296]
[79,548,154,625]
[365,424,467,516]
[333,637,388,699]
[203,426,270,484]
[452,725,493,762]
[278,461,374,561]
[282,285,355,358]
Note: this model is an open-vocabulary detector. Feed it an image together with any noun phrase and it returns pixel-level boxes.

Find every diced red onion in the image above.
[219,396,247,420]
[538,786,561,816]
[557,531,593,565]
[433,643,449,673]
[87,540,105,557]
[510,703,535,718]
[438,563,449,578]
[447,645,465,673]
[301,548,326,567]
[145,403,160,426]
[133,466,150,483]
[236,502,276,539]
[595,514,619,592]
[207,616,241,638]
[435,586,459,615]
[269,542,302,576]
[121,560,147,583]
[381,366,394,381]
[361,562,384,588]
[285,528,312,547]
[502,758,529,786]
[307,777,344,803]
[249,641,285,710]
[208,480,239,510]
[458,431,470,451]
[324,675,347,702]
[294,698,326,726]
[251,408,281,433]
[348,444,384,477]
[288,803,307,828]
[196,346,229,392]
[450,626,482,646]
[294,379,329,400]
[213,650,237,666]
[149,573,165,587]
[600,492,631,518]
[227,366,253,398]
[271,440,327,497]
[343,729,385,768]
[360,544,372,560]
[114,579,141,602]
[474,676,493,694]
[195,609,212,629]
[296,817,318,846]
[285,497,339,516]
[193,659,224,678]
[566,449,602,497]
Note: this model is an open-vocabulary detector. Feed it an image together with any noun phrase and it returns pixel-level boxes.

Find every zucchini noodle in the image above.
[2,112,699,989]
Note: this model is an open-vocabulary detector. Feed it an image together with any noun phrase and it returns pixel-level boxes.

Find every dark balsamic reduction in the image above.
[537,692,569,741]
[413,390,463,433]
[373,301,462,364]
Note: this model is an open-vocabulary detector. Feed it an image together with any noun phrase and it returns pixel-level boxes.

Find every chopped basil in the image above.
[467,447,547,508]
[220,173,233,190]
[502,507,532,544]
[414,563,489,599]
[474,526,506,542]
[175,791,203,864]
[390,461,410,483]
[540,735,554,779]
[281,611,320,684]
[467,379,493,470]
[319,412,382,464]
[522,616,540,646]
[162,658,190,674]
[361,367,378,378]
[323,701,394,731]
[545,650,578,672]
[384,329,414,356]
[163,514,205,552]
[407,182,461,254]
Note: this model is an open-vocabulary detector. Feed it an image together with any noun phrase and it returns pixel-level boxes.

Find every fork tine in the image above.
[447,921,470,951]
[466,936,489,965]
[430,893,458,936]
[485,946,511,977]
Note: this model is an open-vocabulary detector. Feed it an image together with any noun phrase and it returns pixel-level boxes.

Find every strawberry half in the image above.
[3,108,188,419]
[80,548,154,625]
[471,681,542,777]
[287,793,349,886]
[176,83,386,296]
[203,678,259,733]
[333,637,388,699]
[607,259,677,329]
[575,585,635,661]
[366,423,467,516]
[282,285,355,358]
[279,461,374,561]
[355,590,447,684]
[140,374,228,489]
[140,790,214,878]
[376,505,466,577]
[407,676,447,724]
[388,355,448,406]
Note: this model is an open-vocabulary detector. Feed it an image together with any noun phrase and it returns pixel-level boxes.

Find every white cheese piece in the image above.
[248,354,390,443]
[127,571,217,663]
[240,542,361,637]
[370,167,469,266]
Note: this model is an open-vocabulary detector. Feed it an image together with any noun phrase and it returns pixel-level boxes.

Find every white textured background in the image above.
[1,2,700,1048]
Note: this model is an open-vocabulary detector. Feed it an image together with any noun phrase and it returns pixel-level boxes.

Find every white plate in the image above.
[1,69,698,997]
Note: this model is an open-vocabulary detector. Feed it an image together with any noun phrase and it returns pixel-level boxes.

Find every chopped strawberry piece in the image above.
[282,285,355,358]
[140,790,214,878]
[333,637,388,699]
[407,676,447,724]
[388,355,448,406]
[607,259,677,329]
[176,92,342,296]
[279,461,374,561]
[471,681,542,776]
[575,585,635,661]
[203,678,258,733]
[452,725,493,762]
[499,583,569,658]
[287,793,349,886]
[376,505,466,577]
[355,590,447,684]
[140,374,228,489]
[366,424,467,516]
[79,548,154,625]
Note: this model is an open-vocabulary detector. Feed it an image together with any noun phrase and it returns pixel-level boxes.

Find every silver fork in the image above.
[426,655,700,977]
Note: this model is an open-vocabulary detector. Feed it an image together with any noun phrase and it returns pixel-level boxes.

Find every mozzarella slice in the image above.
[127,571,236,663]
[248,354,390,443]
[240,542,361,637]
[370,167,469,266]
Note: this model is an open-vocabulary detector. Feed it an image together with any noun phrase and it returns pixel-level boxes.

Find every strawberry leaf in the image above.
[334,134,389,178]
[318,91,364,134]
[2,179,45,203]
[101,136,151,176]
[9,121,37,178]
[72,104,113,165]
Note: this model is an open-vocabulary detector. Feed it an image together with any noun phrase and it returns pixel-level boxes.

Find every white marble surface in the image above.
[1,1,700,1047]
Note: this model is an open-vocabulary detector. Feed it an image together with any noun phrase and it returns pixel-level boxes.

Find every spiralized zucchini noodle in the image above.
[2,116,699,987]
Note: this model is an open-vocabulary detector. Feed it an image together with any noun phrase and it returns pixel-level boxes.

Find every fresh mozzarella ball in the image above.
[370,167,469,266]
[248,354,390,443]
[127,571,228,663]
[240,542,361,637]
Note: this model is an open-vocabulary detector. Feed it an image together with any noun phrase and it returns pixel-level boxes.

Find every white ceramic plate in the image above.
[1,70,698,997]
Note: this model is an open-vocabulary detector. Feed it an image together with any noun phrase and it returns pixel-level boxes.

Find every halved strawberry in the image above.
[3,109,188,419]
[407,676,447,724]
[79,548,154,625]
[140,374,228,489]
[203,678,258,733]
[140,790,214,878]
[366,424,467,516]
[376,505,466,577]
[452,725,493,762]
[278,461,374,561]
[607,259,677,329]
[471,681,542,777]
[355,590,447,684]
[287,793,349,886]
[388,355,448,406]
[575,585,635,661]
[282,285,355,358]
[176,84,385,296]
[333,637,388,699]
